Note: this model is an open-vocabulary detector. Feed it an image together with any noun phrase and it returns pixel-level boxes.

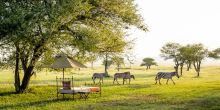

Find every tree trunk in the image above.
[193,60,201,77]
[186,63,190,71]
[91,61,94,70]
[13,23,46,93]
[186,61,191,71]
[189,62,192,69]
[117,64,120,71]
[175,66,179,73]
[19,68,34,92]
[180,64,183,76]
[129,63,132,69]
[197,61,201,77]
[149,66,151,69]
[174,59,179,74]
[174,64,179,74]
[104,53,109,77]
[17,40,45,93]
[180,61,184,76]
[14,48,20,93]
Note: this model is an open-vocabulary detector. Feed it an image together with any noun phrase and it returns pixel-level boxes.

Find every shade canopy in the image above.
[50,54,87,80]
[50,54,87,69]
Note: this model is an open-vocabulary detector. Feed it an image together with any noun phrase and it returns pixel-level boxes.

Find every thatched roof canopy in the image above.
[50,54,87,68]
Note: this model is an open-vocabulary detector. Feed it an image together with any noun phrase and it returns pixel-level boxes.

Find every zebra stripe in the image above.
[113,72,134,84]
[92,73,105,84]
[155,72,179,85]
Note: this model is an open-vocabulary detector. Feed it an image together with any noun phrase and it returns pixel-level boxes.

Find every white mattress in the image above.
[59,87,91,94]
[72,87,91,92]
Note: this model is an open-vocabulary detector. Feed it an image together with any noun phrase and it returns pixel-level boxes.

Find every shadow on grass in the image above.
[0,91,16,96]
[128,84,152,89]
[132,74,157,78]
[0,98,71,110]
[192,76,202,78]
[183,96,220,109]
[90,95,220,110]
[76,94,160,110]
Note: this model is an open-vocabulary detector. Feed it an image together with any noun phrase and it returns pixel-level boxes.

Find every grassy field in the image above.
[0,66,220,110]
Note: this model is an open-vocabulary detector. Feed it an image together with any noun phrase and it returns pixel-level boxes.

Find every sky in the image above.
[131,0,220,65]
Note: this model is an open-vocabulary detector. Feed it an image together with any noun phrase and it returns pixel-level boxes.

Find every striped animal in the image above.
[92,73,105,84]
[155,72,179,85]
[113,72,135,84]
[129,74,135,81]
[122,74,135,84]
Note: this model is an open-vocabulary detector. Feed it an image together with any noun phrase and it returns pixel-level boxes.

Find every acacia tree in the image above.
[102,59,113,70]
[0,0,147,93]
[125,54,135,68]
[190,44,208,77]
[88,53,98,70]
[209,48,220,59]
[97,30,127,76]
[178,45,193,75]
[186,60,192,71]
[112,56,124,71]
[1,0,101,93]
[140,58,157,70]
[160,43,182,73]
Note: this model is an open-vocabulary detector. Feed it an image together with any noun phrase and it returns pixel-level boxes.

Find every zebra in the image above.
[113,72,135,84]
[155,72,179,85]
[92,73,105,84]
[129,74,135,81]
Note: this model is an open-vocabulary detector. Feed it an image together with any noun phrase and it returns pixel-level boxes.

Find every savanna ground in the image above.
[0,66,220,110]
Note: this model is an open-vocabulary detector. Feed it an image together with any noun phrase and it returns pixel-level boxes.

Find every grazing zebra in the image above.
[92,73,105,84]
[129,74,135,81]
[113,72,135,84]
[155,72,179,85]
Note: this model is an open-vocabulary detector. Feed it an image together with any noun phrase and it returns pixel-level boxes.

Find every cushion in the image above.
[89,87,100,92]
[62,81,71,90]
[74,87,90,92]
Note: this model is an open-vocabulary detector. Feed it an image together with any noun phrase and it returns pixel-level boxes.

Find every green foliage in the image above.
[179,45,194,62]
[112,56,124,66]
[0,0,147,64]
[160,43,209,76]
[140,57,157,69]
[102,59,113,69]
[112,56,124,71]
[160,42,181,60]
[190,44,208,61]
[0,0,147,92]
[160,42,181,73]
[209,48,220,59]
[189,44,208,76]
